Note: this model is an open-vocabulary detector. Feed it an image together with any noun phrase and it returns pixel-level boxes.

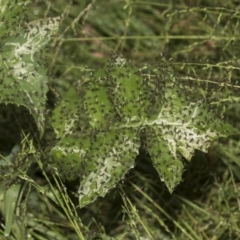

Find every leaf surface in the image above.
[0,4,61,136]
[50,55,240,207]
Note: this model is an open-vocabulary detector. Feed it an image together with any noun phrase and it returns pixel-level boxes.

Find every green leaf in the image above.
[0,1,30,40]
[147,127,184,193]
[51,128,140,207]
[51,86,81,138]
[83,68,120,129]
[50,55,240,205]
[4,183,21,237]
[0,12,61,136]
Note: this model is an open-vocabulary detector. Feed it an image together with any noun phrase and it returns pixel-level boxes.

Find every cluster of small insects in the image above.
[51,53,240,201]
[0,1,62,137]
[76,129,139,201]
[0,1,29,40]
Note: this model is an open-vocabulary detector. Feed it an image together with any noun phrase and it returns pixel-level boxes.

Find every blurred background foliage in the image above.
[2,0,239,239]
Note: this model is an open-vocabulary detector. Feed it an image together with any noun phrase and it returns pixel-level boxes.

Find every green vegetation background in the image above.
[3,0,240,239]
